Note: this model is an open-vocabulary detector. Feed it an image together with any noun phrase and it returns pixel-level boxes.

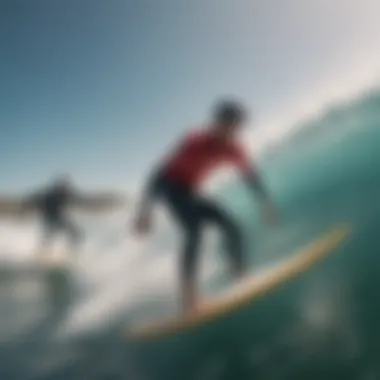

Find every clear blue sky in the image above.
[1,0,379,192]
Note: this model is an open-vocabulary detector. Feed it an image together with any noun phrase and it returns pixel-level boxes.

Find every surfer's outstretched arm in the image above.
[230,146,270,200]
[134,164,165,235]
[69,191,123,212]
[134,132,194,235]
[242,167,269,200]
[231,146,279,224]
[139,165,164,216]
[243,167,279,224]
[21,191,42,213]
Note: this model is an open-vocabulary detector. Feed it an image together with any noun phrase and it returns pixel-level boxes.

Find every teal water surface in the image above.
[127,90,380,380]
[1,90,380,380]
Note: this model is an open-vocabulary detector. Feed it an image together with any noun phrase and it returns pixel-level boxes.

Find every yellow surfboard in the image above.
[127,224,351,341]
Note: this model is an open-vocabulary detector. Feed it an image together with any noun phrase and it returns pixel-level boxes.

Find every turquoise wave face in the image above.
[3,90,380,380]
[208,89,380,294]
[129,92,380,380]
[223,89,380,225]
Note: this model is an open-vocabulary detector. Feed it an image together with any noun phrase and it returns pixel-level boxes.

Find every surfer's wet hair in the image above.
[213,99,247,125]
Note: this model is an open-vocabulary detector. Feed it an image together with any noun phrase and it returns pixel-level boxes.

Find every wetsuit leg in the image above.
[180,217,203,311]
[161,183,204,311]
[161,181,245,311]
[197,198,246,277]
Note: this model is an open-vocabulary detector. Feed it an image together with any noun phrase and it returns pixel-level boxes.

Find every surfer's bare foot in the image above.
[182,291,199,315]
[182,301,199,316]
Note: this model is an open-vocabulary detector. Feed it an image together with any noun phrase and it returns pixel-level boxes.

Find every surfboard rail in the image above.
[126,224,351,341]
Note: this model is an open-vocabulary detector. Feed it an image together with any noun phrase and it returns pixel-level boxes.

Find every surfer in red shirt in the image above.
[133,100,279,314]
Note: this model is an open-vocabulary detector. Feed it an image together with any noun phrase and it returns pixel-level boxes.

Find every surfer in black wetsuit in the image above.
[24,176,82,255]
[132,100,279,313]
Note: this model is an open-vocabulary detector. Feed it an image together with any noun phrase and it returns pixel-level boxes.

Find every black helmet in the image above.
[213,99,247,124]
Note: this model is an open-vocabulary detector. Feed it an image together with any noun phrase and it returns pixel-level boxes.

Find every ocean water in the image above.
[1,89,380,380]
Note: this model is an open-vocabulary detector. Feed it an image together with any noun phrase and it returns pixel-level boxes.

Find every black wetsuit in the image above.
[142,130,269,285]
[152,174,245,282]
[30,187,81,246]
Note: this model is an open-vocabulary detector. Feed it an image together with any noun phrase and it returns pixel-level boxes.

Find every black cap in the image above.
[213,99,247,124]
